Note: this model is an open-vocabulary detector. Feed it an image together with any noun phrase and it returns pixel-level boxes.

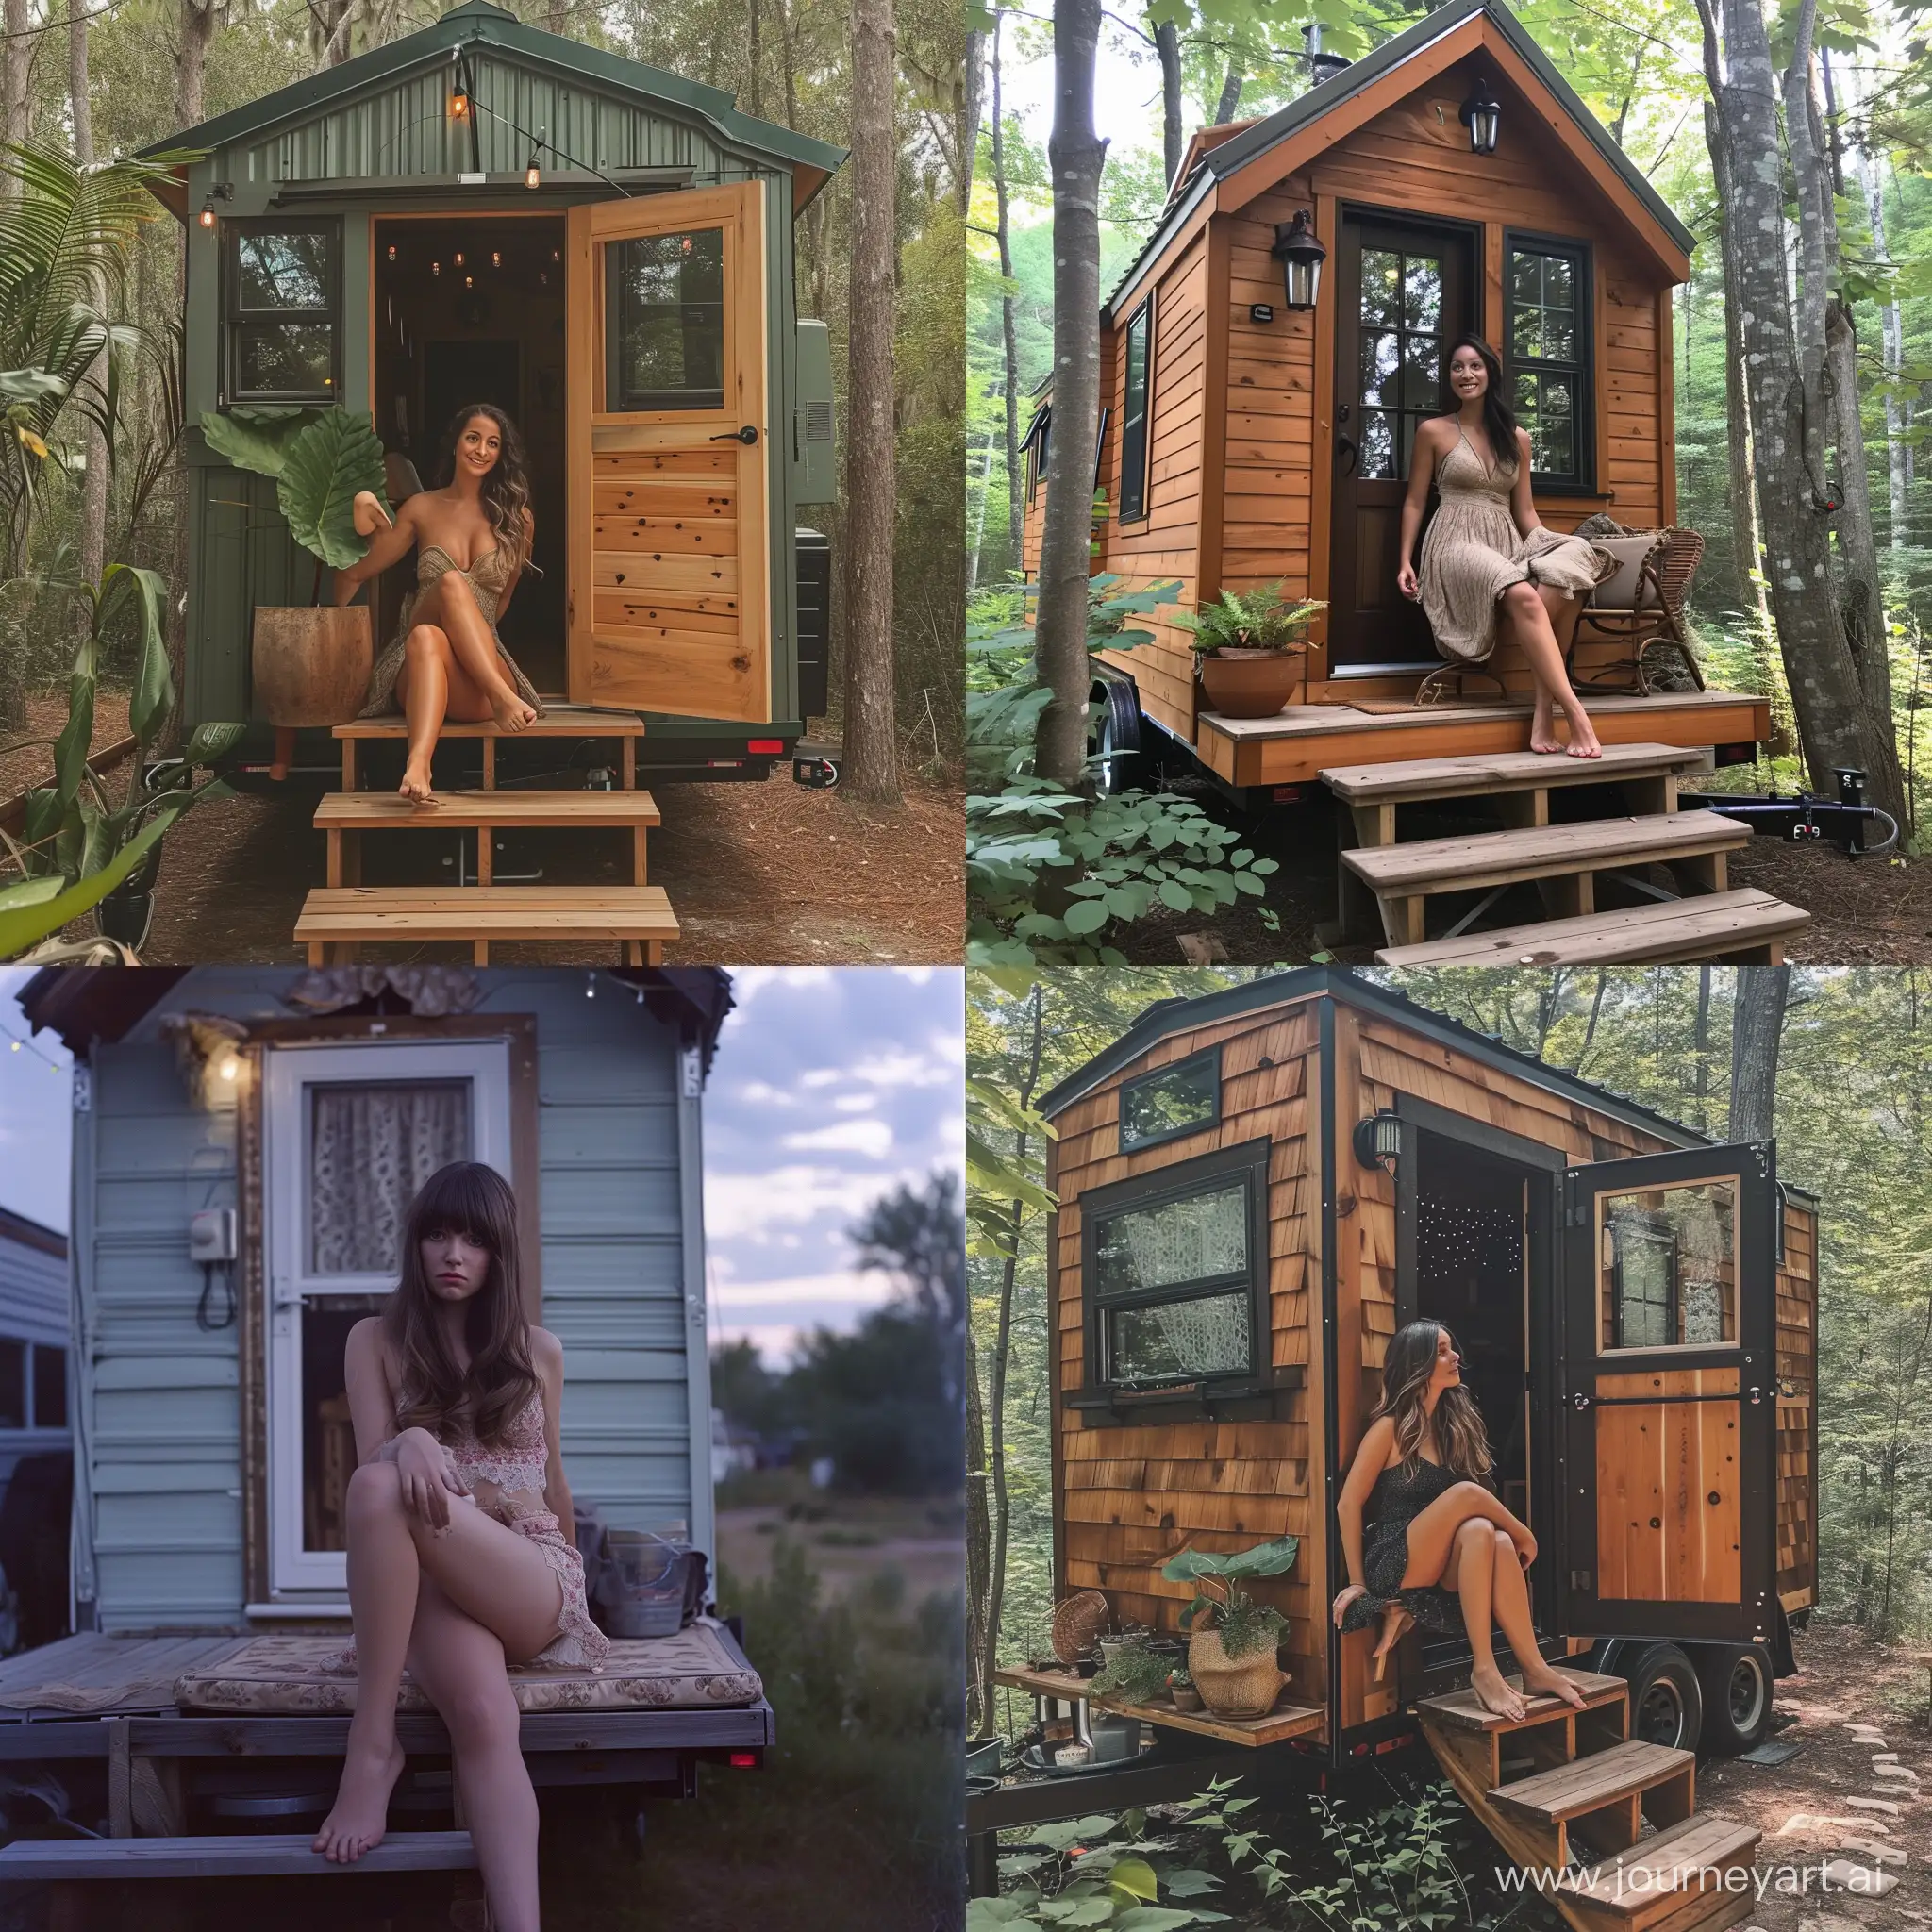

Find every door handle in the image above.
[1571,1391,1591,1410]
[1336,435,1358,476]
[710,425,758,445]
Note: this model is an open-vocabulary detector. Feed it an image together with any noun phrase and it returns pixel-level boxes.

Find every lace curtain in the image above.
[1105,1183,1247,1293]
[309,1080,471,1274]
[1110,1291,1251,1382]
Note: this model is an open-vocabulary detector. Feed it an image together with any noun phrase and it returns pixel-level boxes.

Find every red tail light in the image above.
[728,1751,758,1768]
[747,739,783,754]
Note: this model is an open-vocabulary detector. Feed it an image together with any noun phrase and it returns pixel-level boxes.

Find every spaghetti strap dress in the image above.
[358,542,545,719]
[1416,426,1613,664]
[1337,1456,1481,1637]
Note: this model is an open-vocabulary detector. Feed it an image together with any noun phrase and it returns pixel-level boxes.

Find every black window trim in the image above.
[1079,1135,1271,1405]
[1024,404,1052,503]
[1119,1043,1223,1154]
[222,216,343,408]
[1117,294,1155,525]
[1502,227,1594,494]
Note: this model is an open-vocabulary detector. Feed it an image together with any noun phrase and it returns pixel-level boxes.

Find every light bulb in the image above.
[217,1056,240,1082]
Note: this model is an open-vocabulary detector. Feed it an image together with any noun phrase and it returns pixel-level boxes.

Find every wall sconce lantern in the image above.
[196,182,232,229]
[449,86,471,121]
[1459,77,1501,155]
[1353,1109,1402,1174]
[1272,208,1326,312]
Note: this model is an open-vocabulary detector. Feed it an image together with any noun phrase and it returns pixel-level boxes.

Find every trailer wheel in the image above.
[1691,1642,1773,1756]
[1620,1643,1703,1754]
[1090,677,1148,795]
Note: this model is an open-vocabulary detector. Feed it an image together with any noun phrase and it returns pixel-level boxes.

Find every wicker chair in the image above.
[1566,526,1707,696]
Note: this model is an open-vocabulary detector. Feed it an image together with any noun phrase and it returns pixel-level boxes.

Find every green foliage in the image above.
[275,409,390,572]
[198,404,329,479]
[1171,584,1324,655]
[1163,1537,1297,1655]
[1089,1638,1176,1704]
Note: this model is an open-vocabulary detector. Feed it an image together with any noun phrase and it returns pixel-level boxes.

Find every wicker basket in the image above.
[1050,1590,1111,1667]
[1187,1624,1285,1719]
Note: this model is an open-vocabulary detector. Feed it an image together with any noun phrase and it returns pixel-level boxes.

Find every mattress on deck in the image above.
[172,1624,762,1716]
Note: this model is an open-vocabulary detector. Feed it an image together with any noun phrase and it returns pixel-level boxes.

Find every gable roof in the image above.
[1106,0,1693,320]
[137,0,844,208]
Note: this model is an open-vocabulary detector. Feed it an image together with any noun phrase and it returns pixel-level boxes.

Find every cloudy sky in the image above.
[703,966,964,1363]
[0,970,73,1234]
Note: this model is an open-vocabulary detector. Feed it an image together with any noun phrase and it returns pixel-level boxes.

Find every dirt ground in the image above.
[0,691,133,809]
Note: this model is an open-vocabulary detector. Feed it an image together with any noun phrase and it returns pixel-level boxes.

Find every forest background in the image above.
[965,966,1932,1740]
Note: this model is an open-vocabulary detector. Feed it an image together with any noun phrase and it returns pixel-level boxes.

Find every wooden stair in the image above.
[1324,741,1808,964]
[296,707,672,963]
[1417,1667,1760,1932]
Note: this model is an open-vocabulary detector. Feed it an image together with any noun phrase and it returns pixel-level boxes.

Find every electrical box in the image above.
[792,320,837,506]
[190,1208,238,1264]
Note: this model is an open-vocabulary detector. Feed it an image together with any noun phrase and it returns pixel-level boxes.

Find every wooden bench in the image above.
[334,705,648,791]
[0,1829,476,1881]
[1374,887,1809,966]
[314,790,661,889]
[993,1662,1324,1749]
[1341,809,1753,949]
[1488,1738,1696,1871]
[293,885,679,965]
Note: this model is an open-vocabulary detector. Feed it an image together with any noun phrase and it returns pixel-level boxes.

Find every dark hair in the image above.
[1369,1319,1493,1479]
[1441,334,1519,475]
[382,1160,540,1447]
[435,403,536,575]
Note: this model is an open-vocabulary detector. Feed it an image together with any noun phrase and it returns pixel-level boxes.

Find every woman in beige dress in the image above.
[1395,334,1610,758]
[332,403,543,806]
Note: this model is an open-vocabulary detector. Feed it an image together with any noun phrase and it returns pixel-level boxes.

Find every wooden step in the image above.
[1489,1738,1696,1870]
[334,704,646,789]
[1374,888,1810,967]
[294,885,678,965]
[1344,810,1753,948]
[0,1829,476,1881]
[1565,1814,1761,1928]
[315,791,661,830]
[1417,1668,1627,1736]
[1323,740,1707,808]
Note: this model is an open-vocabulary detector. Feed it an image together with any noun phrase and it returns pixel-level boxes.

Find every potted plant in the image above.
[1168,1666,1201,1713]
[200,406,390,776]
[1162,1534,1299,1720]
[1174,582,1324,719]
[1087,1635,1171,1708]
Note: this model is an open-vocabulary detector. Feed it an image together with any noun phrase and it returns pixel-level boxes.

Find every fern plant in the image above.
[1173,581,1324,654]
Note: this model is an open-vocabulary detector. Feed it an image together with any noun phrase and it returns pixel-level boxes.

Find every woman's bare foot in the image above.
[399,758,437,807]
[1470,1662,1528,1723]
[352,491,393,538]
[1520,1663,1590,1711]
[491,691,538,733]
[1529,695,1563,755]
[1561,707,1603,758]
[1370,1606,1413,1681]
[313,1734,405,1863]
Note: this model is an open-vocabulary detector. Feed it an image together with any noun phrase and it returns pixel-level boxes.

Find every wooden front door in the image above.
[1557,1143,1778,1645]
[1327,214,1475,676]
[565,184,771,722]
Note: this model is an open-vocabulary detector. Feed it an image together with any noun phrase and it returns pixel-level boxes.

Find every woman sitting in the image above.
[334,403,543,806]
[1331,1319,1588,1722]
[1395,334,1611,758]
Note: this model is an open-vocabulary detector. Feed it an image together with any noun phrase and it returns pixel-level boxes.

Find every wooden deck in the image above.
[1194,690,1772,788]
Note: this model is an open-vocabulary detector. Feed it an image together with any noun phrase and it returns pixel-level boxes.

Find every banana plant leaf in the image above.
[0,798,187,960]
[1161,1536,1300,1584]
[277,409,388,570]
[110,564,172,749]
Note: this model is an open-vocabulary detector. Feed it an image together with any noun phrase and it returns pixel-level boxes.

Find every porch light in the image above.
[1353,1110,1402,1174]
[198,202,215,229]
[217,1055,240,1083]
[525,159,541,189]
[449,87,470,120]
[1459,77,1501,155]
[1271,209,1326,312]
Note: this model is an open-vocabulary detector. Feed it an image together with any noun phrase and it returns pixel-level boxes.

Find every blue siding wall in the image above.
[75,969,704,1631]
[0,1211,72,1493]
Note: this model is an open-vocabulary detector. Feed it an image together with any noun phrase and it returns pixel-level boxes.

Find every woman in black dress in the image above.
[1330,1320,1588,1722]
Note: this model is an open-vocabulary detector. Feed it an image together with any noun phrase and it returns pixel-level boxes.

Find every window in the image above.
[0,1341,22,1429]
[1120,1047,1220,1152]
[1023,405,1051,502]
[1082,1141,1268,1396]
[605,227,725,411]
[225,221,340,404]
[1118,299,1153,523]
[32,1345,65,1429]
[1601,1178,1736,1351]
[1506,236,1591,489]
[1356,243,1449,479]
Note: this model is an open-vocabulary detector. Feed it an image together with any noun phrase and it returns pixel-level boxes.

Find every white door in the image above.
[263,1041,512,1599]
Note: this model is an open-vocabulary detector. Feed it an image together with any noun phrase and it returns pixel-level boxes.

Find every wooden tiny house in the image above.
[1031,970,1817,1776]
[1022,0,1772,792]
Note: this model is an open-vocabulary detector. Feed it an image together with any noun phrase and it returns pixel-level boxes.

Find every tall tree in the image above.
[1214,61,1241,124]
[1728,963,1790,1142]
[1863,150,1907,548]
[2,0,29,191]
[991,13,1021,572]
[1152,14,1182,186]
[70,0,108,647]
[178,0,217,132]
[841,0,900,802]
[1031,0,1106,789]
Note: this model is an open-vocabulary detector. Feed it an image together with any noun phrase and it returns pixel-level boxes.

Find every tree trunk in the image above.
[178,0,216,126]
[71,0,108,638]
[774,0,798,133]
[2,0,30,188]
[964,1324,991,1735]
[1154,16,1182,188]
[1864,154,1907,547]
[1691,965,1711,1130]
[1214,63,1242,125]
[991,16,1022,578]
[545,0,569,33]
[841,0,899,803]
[745,0,761,121]
[1032,0,1106,788]
[963,28,984,204]
[1727,963,1790,1142]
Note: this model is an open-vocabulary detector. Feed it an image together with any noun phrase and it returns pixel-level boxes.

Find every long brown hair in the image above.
[382,1160,540,1447]
[1440,332,1519,475]
[1369,1319,1493,1479]
[436,402,536,575]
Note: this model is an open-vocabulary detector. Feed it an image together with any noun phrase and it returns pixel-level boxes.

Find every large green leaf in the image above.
[277,410,388,570]
[198,405,324,478]
[184,720,247,764]
[52,630,96,811]
[106,564,172,749]
[0,798,185,960]
[1161,1535,1299,1584]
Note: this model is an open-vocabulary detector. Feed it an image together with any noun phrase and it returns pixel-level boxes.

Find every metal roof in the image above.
[1104,0,1695,321]
[136,0,846,187]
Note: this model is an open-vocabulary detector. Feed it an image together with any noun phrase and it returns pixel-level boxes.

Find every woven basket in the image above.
[1050,1590,1111,1667]
[1188,1625,1285,1719]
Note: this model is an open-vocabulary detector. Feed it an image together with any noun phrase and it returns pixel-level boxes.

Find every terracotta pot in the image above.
[1170,1684,1203,1713]
[1188,1625,1285,1720]
[251,605,373,727]
[1195,646,1304,720]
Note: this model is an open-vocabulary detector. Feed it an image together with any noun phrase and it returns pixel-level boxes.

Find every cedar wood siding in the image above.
[1774,1197,1818,1613]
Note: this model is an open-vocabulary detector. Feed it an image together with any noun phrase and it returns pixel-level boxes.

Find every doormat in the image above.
[1738,1739,1807,1767]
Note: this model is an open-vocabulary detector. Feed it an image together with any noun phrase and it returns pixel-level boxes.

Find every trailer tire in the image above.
[1090,676,1149,795]
[1619,1643,1703,1755]
[1691,1642,1773,1756]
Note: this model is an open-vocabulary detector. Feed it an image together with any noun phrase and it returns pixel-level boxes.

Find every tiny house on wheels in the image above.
[1006,971,1818,1930]
[0,965,767,1901]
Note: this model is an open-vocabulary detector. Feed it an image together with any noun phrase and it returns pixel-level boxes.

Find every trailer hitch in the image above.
[1678,766,1898,858]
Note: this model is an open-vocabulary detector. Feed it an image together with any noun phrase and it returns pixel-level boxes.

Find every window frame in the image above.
[1117,296,1155,525]
[1023,404,1052,503]
[1118,1044,1223,1154]
[222,217,342,407]
[1502,229,1594,493]
[1608,1208,1679,1350]
[602,224,729,414]
[1078,1135,1272,1404]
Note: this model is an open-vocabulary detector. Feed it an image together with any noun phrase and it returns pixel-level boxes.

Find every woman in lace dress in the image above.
[313,1161,607,1932]
[331,403,543,806]
[1394,334,1611,758]
[1330,1321,1587,1723]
